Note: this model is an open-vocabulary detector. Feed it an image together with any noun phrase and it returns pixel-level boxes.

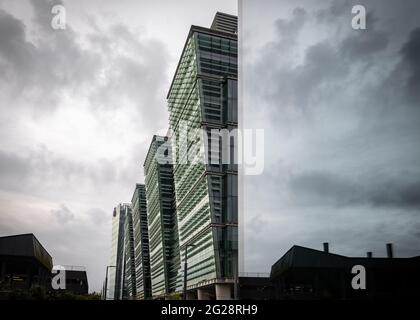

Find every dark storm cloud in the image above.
[89,36,169,126]
[243,0,420,273]
[400,28,420,101]
[0,146,121,194]
[253,6,392,114]
[289,170,420,209]
[294,41,348,109]
[256,0,420,111]
[0,1,103,101]
[0,9,38,86]
[0,0,170,191]
[30,0,63,31]
[338,27,388,60]
[314,0,349,24]
[273,7,306,50]
[0,0,170,131]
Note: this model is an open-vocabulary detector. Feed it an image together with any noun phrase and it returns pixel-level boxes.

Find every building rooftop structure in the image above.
[0,233,53,295]
[0,233,53,271]
[270,243,420,299]
[52,265,89,295]
[210,11,238,34]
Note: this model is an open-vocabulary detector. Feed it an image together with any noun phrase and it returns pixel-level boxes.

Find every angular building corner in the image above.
[167,12,238,300]
[105,12,238,301]
[108,203,131,300]
[144,135,180,298]
[131,183,152,299]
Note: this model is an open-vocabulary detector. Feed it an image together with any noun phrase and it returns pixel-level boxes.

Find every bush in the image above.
[167,292,182,300]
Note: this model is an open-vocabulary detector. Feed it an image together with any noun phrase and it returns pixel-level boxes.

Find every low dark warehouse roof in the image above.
[270,245,420,279]
[0,233,53,271]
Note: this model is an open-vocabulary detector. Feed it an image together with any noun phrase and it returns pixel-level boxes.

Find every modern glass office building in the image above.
[108,203,130,300]
[123,204,136,299]
[131,183,152,299]
[167,12,238,298]
[144,136,180,298]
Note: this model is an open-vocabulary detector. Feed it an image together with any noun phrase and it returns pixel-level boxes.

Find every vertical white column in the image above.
[215,284,232,300]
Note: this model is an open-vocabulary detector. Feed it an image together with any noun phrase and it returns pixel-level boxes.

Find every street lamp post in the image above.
[233,252,238,300]
[183,244,196,300]
[104,265,116,300]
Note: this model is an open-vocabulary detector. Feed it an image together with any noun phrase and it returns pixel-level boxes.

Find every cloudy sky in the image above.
[1,0,419,293]
[243,0,420,273]
[0,0,236,292]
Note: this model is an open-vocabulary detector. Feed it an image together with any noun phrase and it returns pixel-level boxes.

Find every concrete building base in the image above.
[197,288,213,300]
[185,291,196,300]
[215,284,232,300]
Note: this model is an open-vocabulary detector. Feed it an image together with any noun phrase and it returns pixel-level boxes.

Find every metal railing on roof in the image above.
[53,265,86,272]
[238,272,270,278]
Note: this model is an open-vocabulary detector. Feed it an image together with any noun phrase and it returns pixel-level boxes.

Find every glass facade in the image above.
[108,12,238,300]
[144,135,180,297]
[108,203,129,300]
[131,183,152,299]
[124,204,136,299]
[167,14,238,291]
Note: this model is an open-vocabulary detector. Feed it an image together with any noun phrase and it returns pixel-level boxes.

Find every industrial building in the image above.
[51,265,89,295]
[0,234,53,296]
[270,243,420,300]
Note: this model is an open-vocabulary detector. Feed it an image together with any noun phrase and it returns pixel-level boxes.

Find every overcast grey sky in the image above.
[243,0,420,273]
[0,0,236,293]
[1,0,419,294]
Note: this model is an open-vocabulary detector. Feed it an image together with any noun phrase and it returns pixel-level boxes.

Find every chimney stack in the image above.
[386,243,393,258]
[367,252,372,258]
[323,242,329,253]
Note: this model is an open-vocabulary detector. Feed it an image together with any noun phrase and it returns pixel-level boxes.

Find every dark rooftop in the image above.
[271,245,420,279]
[0,233,53,270]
